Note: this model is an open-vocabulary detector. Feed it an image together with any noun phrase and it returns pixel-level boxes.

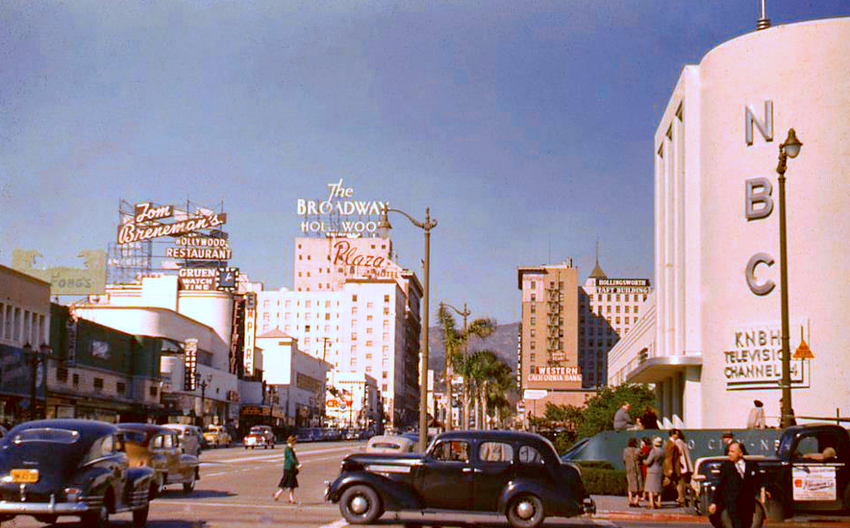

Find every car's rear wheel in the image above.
[339,484,382,524]
[183,470,196,494]
[506,494,545,528]
[132,504,149,528]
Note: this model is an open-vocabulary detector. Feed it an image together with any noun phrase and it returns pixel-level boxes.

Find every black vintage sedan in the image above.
[326,430,595,528]
[0,419,154,527]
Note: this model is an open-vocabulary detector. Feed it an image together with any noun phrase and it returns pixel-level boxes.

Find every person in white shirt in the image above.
[746,400,766,429]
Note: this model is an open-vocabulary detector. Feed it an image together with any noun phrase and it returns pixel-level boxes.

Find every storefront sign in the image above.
[724,322,810,389]
[178,267,217,290]
[297,179,387,237]
[183,338,198,391]
[11,249,107,296]
[528,366,581,383]
[91,341,110,360]
[166,246,232,260]
[66,316,78,367]
[793,466,836,501]
[244,294,257,376]
[117,202,227,244]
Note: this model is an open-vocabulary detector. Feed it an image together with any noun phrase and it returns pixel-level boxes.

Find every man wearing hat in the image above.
[746,400,766,429]
[722,432,735,455]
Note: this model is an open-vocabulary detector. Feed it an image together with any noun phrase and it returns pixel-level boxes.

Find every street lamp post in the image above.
[379,205,437,453]
[23,343,51,421]
[441,301,470,431]
[776,128,803,429]
[196,373,212,428]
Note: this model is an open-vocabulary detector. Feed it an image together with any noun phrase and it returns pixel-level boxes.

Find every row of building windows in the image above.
[0,302,47,346]
[54,369,157,398]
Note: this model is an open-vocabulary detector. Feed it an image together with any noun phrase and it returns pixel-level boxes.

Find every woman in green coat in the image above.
[274,435,301,503]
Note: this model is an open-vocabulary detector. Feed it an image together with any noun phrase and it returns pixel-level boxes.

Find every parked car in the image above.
[161,424,202,457]
[117,424,200,497]
[203,424,232,448]
[692,424,850,527]
[243,425,276,449]
[365,435,414,454]
[327,430,595,527]
[0,419,154,528]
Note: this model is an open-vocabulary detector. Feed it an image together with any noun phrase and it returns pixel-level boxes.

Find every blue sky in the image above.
[1,1,847,324]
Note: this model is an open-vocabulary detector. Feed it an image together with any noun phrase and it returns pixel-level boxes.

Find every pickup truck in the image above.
[692,424,850,525]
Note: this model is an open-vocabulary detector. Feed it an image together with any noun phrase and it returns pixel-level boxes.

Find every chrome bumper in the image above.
[582,497,596,515]
[0,498,90,515]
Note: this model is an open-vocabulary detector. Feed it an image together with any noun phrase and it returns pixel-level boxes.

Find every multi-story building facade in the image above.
[73,274,242,428]
[517,260,589,416]
[256,236,422,428]
[0,265,52,424]
[577,262,651,388]
[607,16,850,429]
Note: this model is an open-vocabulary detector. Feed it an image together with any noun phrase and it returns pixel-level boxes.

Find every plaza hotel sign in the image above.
[297,179,387,237]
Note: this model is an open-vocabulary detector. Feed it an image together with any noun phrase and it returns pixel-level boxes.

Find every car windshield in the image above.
[121,431,147,443]
[13,428,80,445]
[250,427,266,434]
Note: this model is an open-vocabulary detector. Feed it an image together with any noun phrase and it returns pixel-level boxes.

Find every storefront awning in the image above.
[626,355,702,384]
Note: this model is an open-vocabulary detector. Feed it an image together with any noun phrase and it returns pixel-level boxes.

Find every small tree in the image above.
[575,384,655,440]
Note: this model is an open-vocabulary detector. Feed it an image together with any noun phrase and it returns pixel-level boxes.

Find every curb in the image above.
[593,510,709,523]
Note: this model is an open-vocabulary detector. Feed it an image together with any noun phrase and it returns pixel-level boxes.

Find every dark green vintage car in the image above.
[0,419,154,527]
[326,430,594,528]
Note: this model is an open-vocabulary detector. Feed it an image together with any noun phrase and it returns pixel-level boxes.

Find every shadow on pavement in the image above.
[156,489,237,499]
[369,516,603,528]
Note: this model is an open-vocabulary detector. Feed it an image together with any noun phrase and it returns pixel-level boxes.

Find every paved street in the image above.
[6,439,845,528]
[2,439,704,528]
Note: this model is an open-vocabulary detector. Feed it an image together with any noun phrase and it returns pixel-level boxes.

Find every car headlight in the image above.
[64,487,83,501]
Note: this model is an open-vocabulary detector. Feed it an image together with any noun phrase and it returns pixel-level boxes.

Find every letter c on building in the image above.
[746,252,775,296]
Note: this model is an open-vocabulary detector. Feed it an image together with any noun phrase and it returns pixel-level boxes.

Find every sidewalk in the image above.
[591,495,850,526]
[591,495,706,523]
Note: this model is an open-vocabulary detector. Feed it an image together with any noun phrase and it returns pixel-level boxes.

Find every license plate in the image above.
[11,469,39,483]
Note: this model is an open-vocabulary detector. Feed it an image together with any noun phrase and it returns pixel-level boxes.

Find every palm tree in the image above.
[466,350,513,430]
[437,306,496,429]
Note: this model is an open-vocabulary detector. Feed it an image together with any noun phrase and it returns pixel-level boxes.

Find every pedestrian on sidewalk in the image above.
[676,430,694,507]
[639,437,651,502]
[623,438,643,507]
[274,435,302,504]
[643,436,664,509]
[663,429,682,504]
[747,400,766,429]
[722,431,735,455]
[640,407,659,430]
[709,441,761,528]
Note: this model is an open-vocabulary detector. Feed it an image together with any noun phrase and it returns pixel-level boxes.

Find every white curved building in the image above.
[608,17,850,428]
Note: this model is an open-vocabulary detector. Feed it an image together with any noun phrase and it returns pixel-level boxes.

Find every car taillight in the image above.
[64,487,83,501]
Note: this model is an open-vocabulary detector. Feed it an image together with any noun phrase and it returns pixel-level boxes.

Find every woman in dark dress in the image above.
[274,435,301,503]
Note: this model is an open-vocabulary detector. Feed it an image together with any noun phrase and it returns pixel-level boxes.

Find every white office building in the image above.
[607,16,850,429]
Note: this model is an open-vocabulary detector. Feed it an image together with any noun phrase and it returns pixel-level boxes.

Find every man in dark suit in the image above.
[709,441,761,528]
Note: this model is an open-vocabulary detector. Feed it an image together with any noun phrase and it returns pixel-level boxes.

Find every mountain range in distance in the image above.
[427,322,519,373]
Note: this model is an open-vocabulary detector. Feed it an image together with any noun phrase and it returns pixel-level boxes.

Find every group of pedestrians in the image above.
[613,402,659,431]
[623,429,693,509]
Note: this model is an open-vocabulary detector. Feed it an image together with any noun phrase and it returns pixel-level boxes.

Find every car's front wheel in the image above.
[183,470,197,494]
[82,503,110,528]
[339,484,382,524]
[506,494,545,528]
[132,503,149,528]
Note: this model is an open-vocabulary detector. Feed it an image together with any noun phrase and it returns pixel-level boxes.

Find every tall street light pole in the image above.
[24,343,52,421]
[441,301,469,431]
[776,128,803,429]
[196,373,212,428]
[379,205,437,453]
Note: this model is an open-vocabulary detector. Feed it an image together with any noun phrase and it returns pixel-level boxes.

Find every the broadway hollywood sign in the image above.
[117,202,227,244]
[297,179,387,237]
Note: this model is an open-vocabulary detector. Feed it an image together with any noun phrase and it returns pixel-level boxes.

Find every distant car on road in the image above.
[243,425,275,449]
[0,419,154,528]
[203,424,232,448]
[117,423,200,497]
[161,424,202,457]
[327,430,594,528]
[364,434,415,454]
